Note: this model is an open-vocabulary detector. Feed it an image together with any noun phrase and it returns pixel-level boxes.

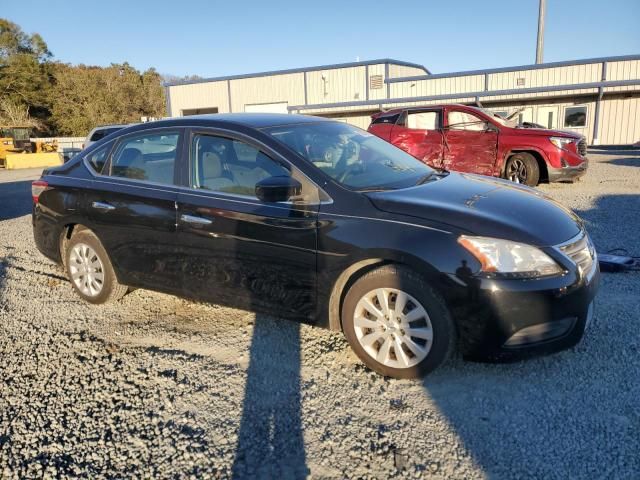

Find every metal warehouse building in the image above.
[165,54,640,145]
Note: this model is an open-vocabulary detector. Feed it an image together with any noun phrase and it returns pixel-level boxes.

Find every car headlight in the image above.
[458,235,564,278]
[549,137,575,150]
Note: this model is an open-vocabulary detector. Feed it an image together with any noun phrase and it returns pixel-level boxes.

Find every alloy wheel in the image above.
[507,158,528,184]
[353,288,433,369]
[69,243,105,297]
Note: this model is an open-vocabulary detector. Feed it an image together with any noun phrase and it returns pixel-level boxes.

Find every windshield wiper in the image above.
[415,170,449,185]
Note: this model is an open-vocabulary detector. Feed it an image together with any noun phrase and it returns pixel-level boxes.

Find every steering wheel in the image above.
[335,140,362,182]
[338,161,365,183]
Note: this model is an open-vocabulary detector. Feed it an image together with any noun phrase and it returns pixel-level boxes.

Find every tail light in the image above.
[31,180,48,203]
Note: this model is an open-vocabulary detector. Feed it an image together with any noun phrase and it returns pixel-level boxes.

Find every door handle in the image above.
[180,214,213,226]
[92,201,115,211]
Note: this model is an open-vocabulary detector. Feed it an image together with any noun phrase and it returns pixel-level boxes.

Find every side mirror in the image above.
[484,123,499,133]
[255,175,302,203]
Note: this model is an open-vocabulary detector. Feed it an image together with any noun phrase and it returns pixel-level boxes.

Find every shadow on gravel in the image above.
[574,194,640,251]
[418,193,640,478]
[0,180,33,220]
[588,148,640,156]
[603,157,640,168]
[231,315,307,479]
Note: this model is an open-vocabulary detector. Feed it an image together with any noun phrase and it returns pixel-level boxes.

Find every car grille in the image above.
[577,138,587,157]
[559,233,595,274]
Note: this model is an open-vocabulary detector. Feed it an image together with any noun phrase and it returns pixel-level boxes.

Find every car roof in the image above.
[92,124,129,130]
[135,113,332,130]
[378,104,478,116]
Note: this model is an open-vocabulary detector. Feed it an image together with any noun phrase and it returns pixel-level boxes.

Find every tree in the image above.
[0,98,44,129]
[48,63,166,136]
[0,19,52,115]
[0,18,168,136]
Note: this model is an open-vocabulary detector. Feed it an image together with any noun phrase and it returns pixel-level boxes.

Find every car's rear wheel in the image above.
[505,152,540,186]
[342,265,455,378]
[65,231,128,304]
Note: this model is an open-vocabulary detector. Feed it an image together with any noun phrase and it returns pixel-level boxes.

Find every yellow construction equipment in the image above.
[1,125,61,169]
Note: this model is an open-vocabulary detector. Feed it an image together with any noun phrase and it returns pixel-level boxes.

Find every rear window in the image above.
[85,141,113,174]
[371,113,400,125]
[90,127,122,142]
[109,131,180,184]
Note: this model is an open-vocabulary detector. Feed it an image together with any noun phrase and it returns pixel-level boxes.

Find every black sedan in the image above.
[32,114,599,378]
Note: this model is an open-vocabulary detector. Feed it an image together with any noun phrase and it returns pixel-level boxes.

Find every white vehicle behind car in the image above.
[83,124,128,149]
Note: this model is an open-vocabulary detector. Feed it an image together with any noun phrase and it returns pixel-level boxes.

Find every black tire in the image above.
[341,265,456,379]
[65,230,128,304]
[504,152,540,187]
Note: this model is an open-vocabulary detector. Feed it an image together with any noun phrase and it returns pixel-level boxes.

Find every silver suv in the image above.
[83,124,128,149]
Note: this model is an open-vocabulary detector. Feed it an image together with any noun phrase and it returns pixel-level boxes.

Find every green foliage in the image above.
[49,63,165,136]
[0,18,52,115]
[0,18,166,136]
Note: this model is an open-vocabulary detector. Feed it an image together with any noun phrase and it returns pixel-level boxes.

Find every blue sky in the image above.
[4,0,639,77]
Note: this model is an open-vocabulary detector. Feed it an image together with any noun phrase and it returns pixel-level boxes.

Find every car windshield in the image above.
[265,122,434,190]
[480,108,517,127]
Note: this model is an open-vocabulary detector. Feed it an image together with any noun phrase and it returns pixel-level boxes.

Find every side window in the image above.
[371,113,400,125]
[448,111,486,131]
[191,134,319,203]
[407,111,439,130]
[109,131,180,184]
[85,141,113,174]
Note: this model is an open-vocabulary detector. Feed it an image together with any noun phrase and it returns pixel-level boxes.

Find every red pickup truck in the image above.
[368,104,588,186]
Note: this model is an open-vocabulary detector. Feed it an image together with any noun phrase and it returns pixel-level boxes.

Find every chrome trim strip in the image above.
[180,214,213,225]
[82,124,334,204]
[554,230,586,249]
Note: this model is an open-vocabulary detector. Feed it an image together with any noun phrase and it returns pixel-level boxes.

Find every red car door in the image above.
[389,109,444,168]
[443,108,498,176]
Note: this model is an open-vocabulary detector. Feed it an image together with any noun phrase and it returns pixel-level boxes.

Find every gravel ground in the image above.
[0,151,639,479]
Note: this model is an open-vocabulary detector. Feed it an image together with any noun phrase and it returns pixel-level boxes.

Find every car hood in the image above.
[366,172,582,246]
[510,126,583,139]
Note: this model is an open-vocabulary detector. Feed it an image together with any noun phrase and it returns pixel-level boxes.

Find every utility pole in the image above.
[536,0,546,64]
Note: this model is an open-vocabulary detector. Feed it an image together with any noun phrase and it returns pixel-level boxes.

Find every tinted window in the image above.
[448,111,486,131]
[266,122,433,190]
[85,142,113,173]
[564,106,587,128]
[191,134,317,203]
[90,127,122,142]
[371,113,400,125]
[109,131,180,184]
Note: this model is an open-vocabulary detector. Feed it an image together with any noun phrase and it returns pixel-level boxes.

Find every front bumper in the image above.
[444,254,600,361]
[548,158,588,182]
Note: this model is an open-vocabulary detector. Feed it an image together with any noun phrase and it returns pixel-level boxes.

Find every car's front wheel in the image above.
[65,230,128,304]
[342,265,455,378]
[505,152,540,186]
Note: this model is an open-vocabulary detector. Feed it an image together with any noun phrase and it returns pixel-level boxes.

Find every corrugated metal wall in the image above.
[599,97,640,144]
[167,57,640,145]
[306,67,366,105]
[230,72,305,112]
[169,81,229,114]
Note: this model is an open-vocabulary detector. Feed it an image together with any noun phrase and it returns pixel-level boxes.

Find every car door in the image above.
[389,109,444,168]
[443,108,498,175]
[85,127,184,293]
[175,129,320,320]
